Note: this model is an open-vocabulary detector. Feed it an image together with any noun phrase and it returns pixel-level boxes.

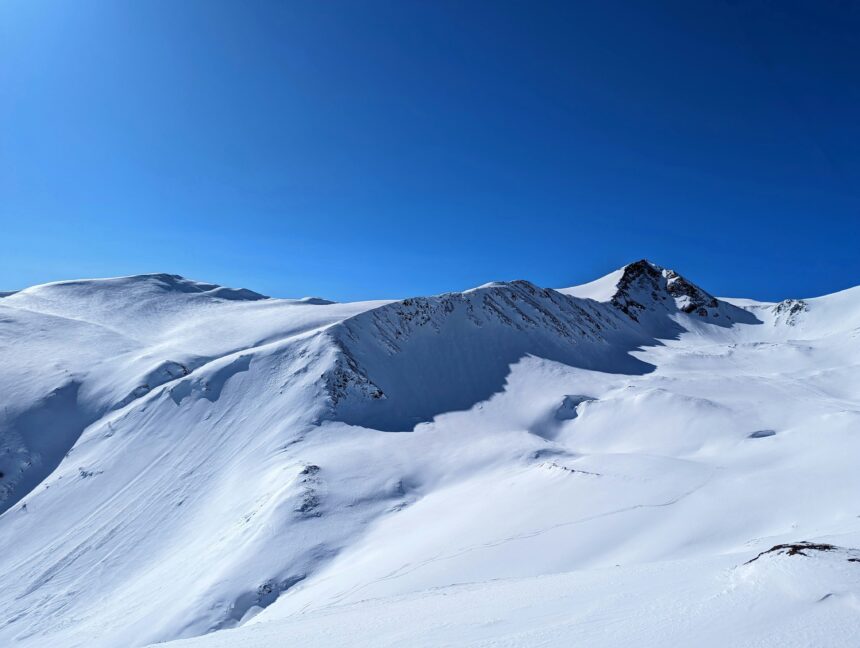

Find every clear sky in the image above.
[2,0,859,301]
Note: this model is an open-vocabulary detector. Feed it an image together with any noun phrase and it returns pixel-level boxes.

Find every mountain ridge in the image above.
[1,259,859,647]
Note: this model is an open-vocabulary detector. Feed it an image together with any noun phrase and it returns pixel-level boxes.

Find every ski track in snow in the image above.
[294,467,717,612]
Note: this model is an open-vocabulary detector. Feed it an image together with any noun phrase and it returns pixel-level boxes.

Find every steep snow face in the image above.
[323,280,654,430]
[1,262,860,648]
[322,263,764,431]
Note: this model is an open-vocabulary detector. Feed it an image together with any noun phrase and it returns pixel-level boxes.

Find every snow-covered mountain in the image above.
[1,261,859,647]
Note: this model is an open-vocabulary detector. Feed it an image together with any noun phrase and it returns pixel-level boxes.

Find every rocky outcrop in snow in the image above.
[609,259,736,322]
[772,299,808,326]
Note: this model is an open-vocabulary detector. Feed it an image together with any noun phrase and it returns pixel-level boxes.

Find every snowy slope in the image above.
[1,262,859,647]
[160,547,860,648]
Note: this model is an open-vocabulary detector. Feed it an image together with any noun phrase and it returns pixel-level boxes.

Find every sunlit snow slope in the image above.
[1,261,859,647]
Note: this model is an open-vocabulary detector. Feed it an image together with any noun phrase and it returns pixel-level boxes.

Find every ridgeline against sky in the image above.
[1,0,858,300]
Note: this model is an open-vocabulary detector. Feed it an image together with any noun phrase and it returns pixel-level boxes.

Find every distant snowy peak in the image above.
[295,297,336,305]
[565,259,740,323]
[12,273,267,303]
[612,259,724,320]
[121,273,267,301]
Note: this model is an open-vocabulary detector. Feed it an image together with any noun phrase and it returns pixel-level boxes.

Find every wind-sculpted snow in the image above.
[0,274,382,514]
[321,265,761,430]
[1,262,860,648]
[324,279,658,430]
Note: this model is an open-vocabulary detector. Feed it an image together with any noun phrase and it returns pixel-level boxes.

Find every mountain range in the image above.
[1,260,859,647]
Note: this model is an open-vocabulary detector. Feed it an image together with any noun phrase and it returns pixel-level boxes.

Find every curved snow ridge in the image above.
[0,296,365,515]
[316,280,657,431]
[1,273,267,341]
[0,275,266,355]
[0,348,225,514]
[336,279,618,351]
[728,286,860,336]
[558,268,625,302]
[315,267,762,431]
[10,273,267,303]
[778,284,860,335]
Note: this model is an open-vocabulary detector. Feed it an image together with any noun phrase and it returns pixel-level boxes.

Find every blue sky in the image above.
[2,0,858,301]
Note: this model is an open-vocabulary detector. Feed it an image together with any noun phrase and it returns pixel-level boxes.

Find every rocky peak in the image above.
[611,259,723,321]
[610,260,666,320]
[663,269,720,315]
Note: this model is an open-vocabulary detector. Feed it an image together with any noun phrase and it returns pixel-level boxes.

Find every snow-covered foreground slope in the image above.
[160,547,860,648]
[1,261,859,647]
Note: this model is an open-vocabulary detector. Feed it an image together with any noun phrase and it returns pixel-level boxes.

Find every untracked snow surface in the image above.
[1,262,859,647]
